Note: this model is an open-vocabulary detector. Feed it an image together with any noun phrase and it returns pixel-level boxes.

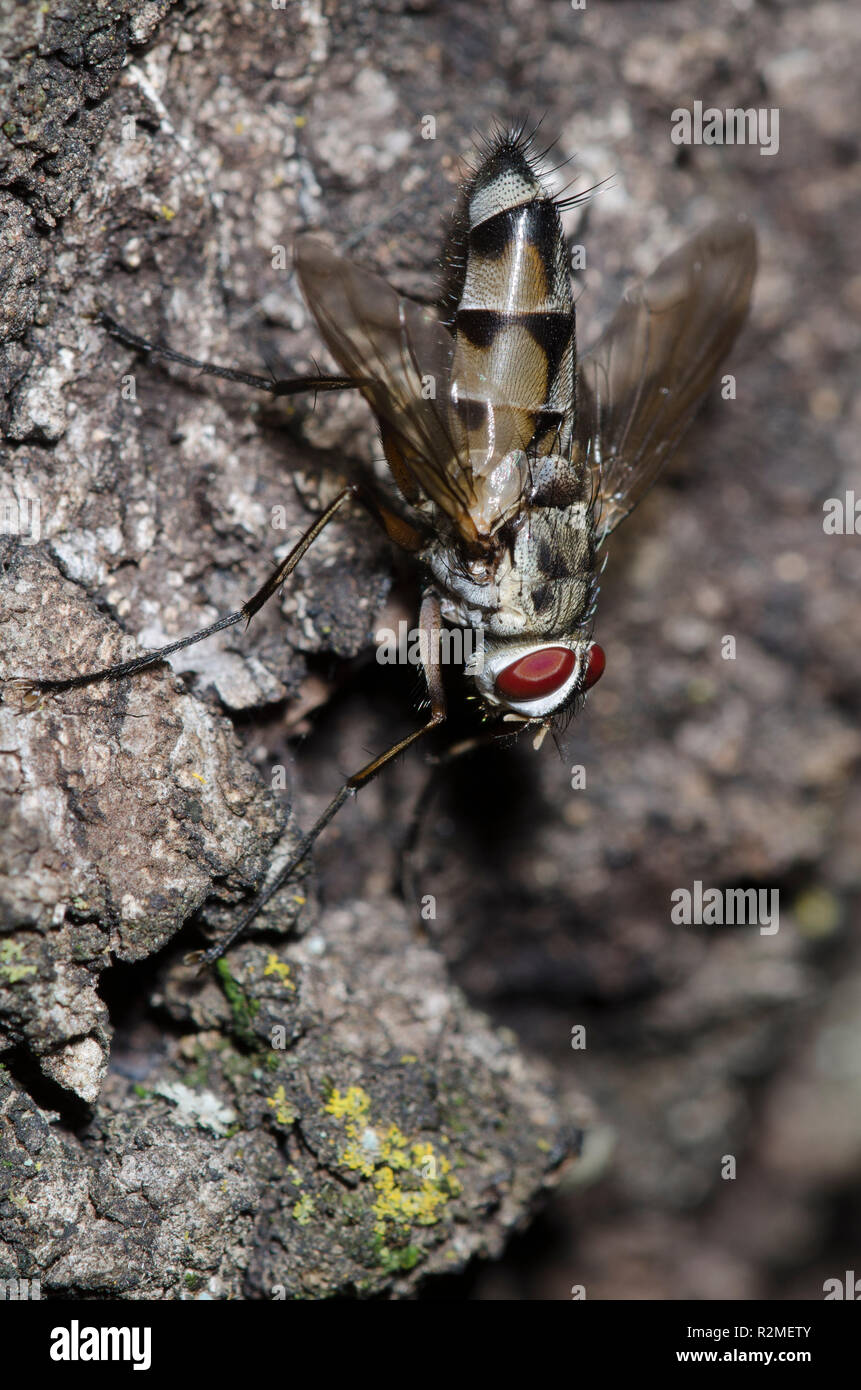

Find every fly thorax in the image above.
[424,467,597,638]
[506,499,597,634]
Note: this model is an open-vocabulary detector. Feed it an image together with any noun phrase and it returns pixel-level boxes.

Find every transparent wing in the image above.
[294,236,478,538]
[578,216,757,540]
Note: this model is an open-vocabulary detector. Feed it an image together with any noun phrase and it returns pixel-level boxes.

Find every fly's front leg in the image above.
[4,488,360,698]
[187,592,447,967]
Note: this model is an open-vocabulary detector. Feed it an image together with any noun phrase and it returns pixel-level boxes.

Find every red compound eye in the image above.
[582,643,606,691]
[495,646,577,701]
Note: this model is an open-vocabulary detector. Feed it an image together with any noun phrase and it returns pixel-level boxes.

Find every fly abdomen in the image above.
[448,132,575,468]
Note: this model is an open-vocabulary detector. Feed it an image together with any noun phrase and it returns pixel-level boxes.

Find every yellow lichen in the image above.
[266,1084,297,1126]
[324,1086,372,1120]
[263,953,295,989]
[322,1086,461,1238]
[292,1194,315,1225]
[370,1164,453,1234]
[381,1124,410,1165]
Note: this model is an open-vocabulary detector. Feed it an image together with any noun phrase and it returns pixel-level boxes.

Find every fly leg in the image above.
[187,592,447,967]
[398,729,511,922]
[5,487,361,697]
[98,312,358,398]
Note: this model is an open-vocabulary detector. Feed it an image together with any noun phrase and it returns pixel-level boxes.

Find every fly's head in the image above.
[470,633,606,741]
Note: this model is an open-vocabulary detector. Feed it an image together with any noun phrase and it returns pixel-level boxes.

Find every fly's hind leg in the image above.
[187,592,447,967]
[6,307,370,701]
[4,487,361,698]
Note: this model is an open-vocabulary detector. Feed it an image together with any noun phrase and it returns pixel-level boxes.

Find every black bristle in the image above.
[436,120,598,328]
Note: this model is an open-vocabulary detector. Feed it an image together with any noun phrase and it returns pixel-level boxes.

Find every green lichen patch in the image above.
[292,1194,315,1225]
[266,1083,297,1128]
[0,941,37,984]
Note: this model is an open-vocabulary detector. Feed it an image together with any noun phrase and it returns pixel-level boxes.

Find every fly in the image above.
[9,126,757,965]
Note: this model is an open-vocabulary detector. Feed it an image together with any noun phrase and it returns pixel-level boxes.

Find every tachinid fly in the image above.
[12,127,757,963]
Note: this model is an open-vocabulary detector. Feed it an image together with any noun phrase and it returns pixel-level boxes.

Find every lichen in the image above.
[263,953,296,990]
[216,959,261,1047]
[292,1194,315,1225]
[154,1081,237,1136]
[267,1084,297,1127]
[322,1086,462,1244]
[372,1235,422,1273]
[0,941,36,983]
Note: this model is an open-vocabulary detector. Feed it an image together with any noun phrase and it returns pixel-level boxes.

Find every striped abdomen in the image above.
[448,135,575,477]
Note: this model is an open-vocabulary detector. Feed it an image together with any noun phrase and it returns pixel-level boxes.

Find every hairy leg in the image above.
[187,591,448,966]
